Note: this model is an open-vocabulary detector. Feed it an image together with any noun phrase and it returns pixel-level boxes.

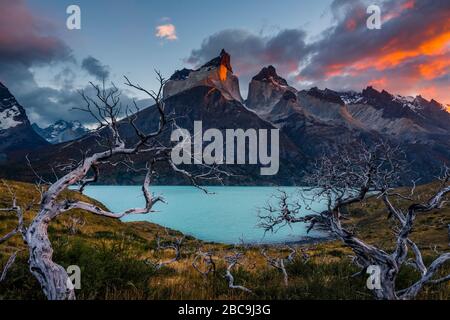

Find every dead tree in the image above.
[192,249,216,277]
[259,142,450,300]
[5,72,223,300]
[147,232,184,270]
[261,247,297,286]
[224,252,252,294]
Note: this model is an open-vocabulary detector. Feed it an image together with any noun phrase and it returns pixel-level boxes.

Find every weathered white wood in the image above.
[261,247,298,286]
[192,250,216,277]
[224,253,252,293]
[0,251,18,282]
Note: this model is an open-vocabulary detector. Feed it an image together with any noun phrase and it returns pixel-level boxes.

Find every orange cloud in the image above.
[419,56,450,80]
[351,31,450,71]
[368,78,388,89]
[155,24,177,41]
[320,22,450,105]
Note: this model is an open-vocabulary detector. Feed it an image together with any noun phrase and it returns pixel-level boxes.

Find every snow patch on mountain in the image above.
[0,105,22,130]
[33,120,89,144]
[393,95,423,113]
[339,92,365,105]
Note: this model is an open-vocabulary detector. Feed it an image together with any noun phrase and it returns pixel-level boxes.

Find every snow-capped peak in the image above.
[33,120,90,144]
[339,91,365,105]
[393,94,423,113]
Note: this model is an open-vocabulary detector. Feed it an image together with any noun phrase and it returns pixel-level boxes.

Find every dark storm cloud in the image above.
[81,56,110,81]
[16,84,142,127]
[0,0,72,89]
[0,0,72,67]
[0,0,134,126]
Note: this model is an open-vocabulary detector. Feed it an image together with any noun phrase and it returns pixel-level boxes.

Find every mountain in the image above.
[340,87,450,141]
[0,51,303,185]
[0,82,48,161]
[32,120,90,144]
[164,49,243,103]
[1,54,449,185]
[246,65,297,114]
[246,66,450,182]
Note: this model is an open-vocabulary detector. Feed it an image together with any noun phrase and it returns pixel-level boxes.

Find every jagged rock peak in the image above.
[307,87,344,105]
[252,65,288,86]
[200,49,233,73]
[164,49,243,102]
[362,86,380,97]
[281,90,297,101]
[169,68,194,81]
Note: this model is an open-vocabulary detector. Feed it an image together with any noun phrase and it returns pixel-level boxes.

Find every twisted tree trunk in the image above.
[26,211,75,300]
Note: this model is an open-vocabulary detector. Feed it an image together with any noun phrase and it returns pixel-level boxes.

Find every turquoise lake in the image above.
[82,186,327,244]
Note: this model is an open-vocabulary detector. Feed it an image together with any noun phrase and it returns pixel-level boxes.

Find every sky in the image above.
[0,0,449,126]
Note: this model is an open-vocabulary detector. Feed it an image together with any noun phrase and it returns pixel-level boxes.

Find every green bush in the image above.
[53,239,156,299]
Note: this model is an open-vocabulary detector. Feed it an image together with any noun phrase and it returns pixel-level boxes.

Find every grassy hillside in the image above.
[0,180,449,300]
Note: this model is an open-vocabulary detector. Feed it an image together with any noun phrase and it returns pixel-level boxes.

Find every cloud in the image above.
[299,0,450,102]
[187,0,449,103]
[0,0,72,67]
[0,0,72,90]
[187,29,308,90]
[0,0,77,125]
[81,56,110,81]
[0,0,132,127]
[155,24,178,41]
[18,84,143,127]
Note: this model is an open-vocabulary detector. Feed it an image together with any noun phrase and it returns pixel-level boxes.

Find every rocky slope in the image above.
[32,120,89,144]
[0,82,48,161]
[246,65,297,114]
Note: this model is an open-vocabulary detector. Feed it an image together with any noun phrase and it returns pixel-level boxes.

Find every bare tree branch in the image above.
[0,251,18,282]
[258,141,450,300]
[261,246,298,286]
[224,252,252,294]
[18,72,226,300]
[192,249,216,277]
[147,232,184,270]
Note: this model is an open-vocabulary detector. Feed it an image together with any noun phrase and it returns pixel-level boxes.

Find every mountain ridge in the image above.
[32,120,90,144]
[0,51,449,185]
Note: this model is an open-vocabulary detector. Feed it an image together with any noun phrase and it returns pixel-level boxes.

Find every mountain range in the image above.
[0,49,449,185]
[32,120,90,144]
